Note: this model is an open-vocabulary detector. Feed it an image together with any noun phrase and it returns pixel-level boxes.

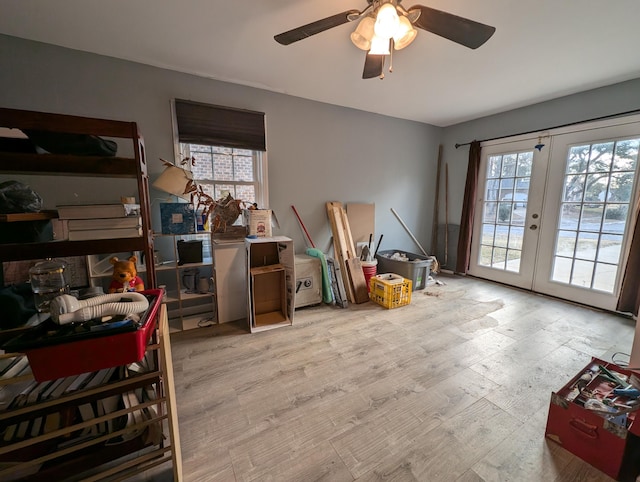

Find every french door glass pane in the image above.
[478,151,533,271]
[551,137,640,292]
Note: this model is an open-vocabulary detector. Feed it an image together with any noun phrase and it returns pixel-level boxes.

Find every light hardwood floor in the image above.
[166,273,636,481]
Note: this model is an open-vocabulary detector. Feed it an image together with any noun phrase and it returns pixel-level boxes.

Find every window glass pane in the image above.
[505,251,520,272]
[584,173,609,202]
[559,204,580,230]
[494,228,508,248]
[556,230,577,256]
[483,202,497,223]
[597,234,622,263]
[485,179,500,201]
[481,224,495,245]
[236,185,256,204]
[587,142,613,172]
[576,232,597,261]
[602,205,627,233]
[215,184,235,200]
[571,260,594,287]
[234,154,254,182]
[592,263,615,293]
[492,247,507,269]
[552,257,571,283]
[192,152,212,181]
[609,173,634,203]
[501,154,517,177]
[213,152,234,181]
[508,227,524,250]
[479,245,492,266]
[563,174,585,202]
[579,204,603,232]
[613,139,639,171]
[487,156,502,178]
[566,145,589,174]
[516,152,533,177]
[497,202,511,224]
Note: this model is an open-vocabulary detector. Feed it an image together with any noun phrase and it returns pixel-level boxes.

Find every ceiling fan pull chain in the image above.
[389,40,394,73]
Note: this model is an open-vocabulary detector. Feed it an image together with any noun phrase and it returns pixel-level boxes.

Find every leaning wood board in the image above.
[345,257,369,304]
[326,202,355,303]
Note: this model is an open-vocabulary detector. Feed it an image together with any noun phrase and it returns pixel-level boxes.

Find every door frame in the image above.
[468,113,640,310]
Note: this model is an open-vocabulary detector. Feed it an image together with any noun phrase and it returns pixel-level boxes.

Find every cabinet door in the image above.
[214,244,246,323]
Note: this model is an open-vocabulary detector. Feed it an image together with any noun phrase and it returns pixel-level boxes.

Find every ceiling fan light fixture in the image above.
[350,16,375,50]
[374,3,399,39]
[369,34,390,55]
[393,15,417,50]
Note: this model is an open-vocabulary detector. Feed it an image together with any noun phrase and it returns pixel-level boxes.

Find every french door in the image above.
[468,116,640,311]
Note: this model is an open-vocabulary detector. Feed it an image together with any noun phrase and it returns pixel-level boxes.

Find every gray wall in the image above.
[0,34,441,258]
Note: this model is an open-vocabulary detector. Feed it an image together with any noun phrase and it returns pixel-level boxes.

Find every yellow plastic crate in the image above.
[369,273,412,309]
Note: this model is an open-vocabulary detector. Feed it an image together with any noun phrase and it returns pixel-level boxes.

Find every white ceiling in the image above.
[1,0,640,127]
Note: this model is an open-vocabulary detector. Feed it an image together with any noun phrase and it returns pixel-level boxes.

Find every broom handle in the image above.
[291,205,316,248]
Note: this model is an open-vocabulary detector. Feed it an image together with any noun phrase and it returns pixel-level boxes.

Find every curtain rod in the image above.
[454,108,640,149]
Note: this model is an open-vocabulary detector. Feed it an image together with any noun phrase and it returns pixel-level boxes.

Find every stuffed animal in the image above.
[108,256,144,293]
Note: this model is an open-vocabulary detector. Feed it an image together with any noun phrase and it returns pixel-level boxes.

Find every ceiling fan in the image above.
[274,0,496,79]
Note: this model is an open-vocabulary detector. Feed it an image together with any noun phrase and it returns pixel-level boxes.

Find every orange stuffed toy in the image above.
[108,256,145,293]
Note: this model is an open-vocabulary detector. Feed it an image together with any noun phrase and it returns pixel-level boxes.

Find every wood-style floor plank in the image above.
[154,273,630,481]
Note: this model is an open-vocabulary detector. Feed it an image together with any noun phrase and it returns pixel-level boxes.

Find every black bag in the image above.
[23,129,117,156]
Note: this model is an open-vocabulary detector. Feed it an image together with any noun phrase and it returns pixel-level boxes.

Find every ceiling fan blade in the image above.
[274,10,360,45]
[410,5,496,49]
[362,54,385,79]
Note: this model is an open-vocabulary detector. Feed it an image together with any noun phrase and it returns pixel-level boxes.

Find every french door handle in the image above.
[530,224,538,230]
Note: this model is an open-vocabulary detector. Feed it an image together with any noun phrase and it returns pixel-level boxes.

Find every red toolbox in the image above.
[545,357,640,481]
[2,289,162,382]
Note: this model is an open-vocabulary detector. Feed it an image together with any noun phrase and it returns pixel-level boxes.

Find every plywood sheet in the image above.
[347,203,375,245]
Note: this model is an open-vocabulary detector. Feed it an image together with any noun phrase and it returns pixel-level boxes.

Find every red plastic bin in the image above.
[5,289,162,382]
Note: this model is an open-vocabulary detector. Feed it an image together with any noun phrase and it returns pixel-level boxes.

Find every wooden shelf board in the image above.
[0,211,58,222]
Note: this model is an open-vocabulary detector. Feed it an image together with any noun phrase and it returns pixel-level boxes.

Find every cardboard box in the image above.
[245,236,295,332]
[244,209,272,237]
[251,265,287,327]
[545,357,640,481]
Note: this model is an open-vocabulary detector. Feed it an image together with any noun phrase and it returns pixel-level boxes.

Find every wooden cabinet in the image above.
[0,107,181,480]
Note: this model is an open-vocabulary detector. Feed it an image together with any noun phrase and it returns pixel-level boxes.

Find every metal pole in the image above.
[390,208,428,256]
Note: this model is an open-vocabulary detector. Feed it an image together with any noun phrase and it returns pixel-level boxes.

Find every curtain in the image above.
[455,140,481,274]
[617,204,640,316]
[174,99,266,151]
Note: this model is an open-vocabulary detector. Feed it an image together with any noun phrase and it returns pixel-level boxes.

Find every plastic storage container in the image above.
[375,250,432,291]
[369,273,412,309]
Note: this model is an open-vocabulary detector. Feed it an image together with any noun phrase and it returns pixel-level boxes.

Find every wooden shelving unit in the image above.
[0,107,181,480]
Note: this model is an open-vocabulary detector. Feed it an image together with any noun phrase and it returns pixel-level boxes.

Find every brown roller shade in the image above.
[175,99,266,151]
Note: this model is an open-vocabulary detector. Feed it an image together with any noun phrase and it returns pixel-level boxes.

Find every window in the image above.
[173,99,268,223]
[181,143,267,209]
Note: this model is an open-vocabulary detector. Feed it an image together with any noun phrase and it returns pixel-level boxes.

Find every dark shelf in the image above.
[0,153,140,177]
[0,237,150,262]
[0,107,139,138]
